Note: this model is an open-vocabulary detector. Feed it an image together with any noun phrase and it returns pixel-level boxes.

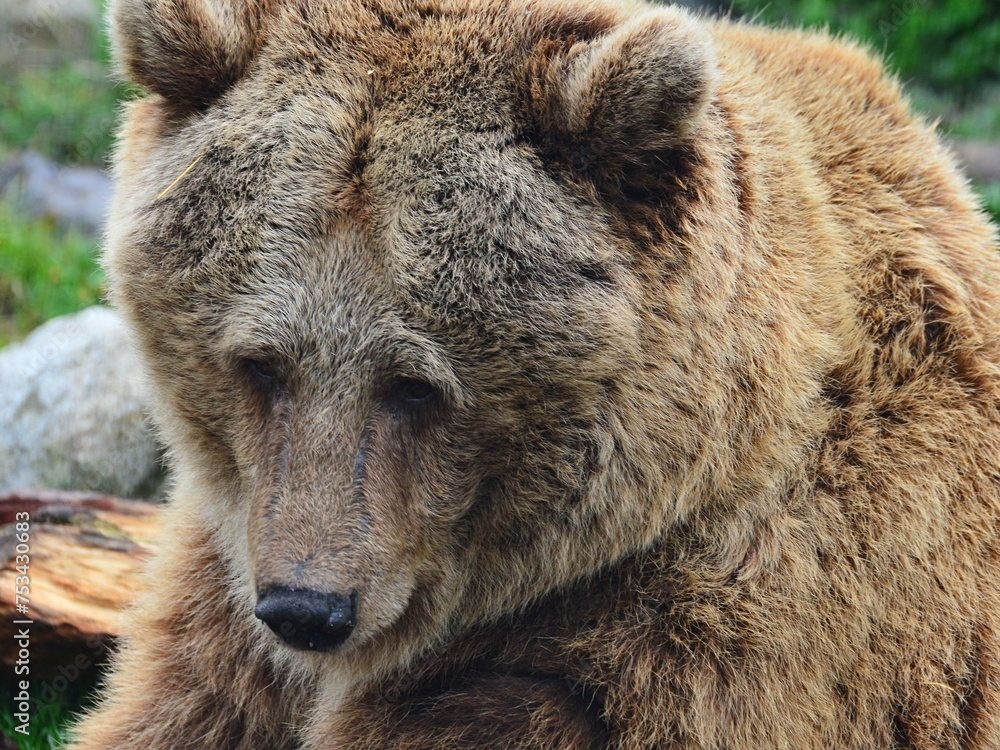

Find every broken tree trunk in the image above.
[0,489,159,675]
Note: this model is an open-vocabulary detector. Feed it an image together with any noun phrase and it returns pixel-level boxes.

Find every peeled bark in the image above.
[0,490,159,674]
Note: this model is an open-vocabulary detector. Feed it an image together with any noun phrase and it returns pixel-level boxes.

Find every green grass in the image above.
[945,99,1000,142]
[0,0,126,167]
[0,676,99,750]
[730,0,1000,99]
[910,85,1000,142]
[978,182,1000,227]
[0,200,105,346]
[0,61,125,167]
[0,2,113,346]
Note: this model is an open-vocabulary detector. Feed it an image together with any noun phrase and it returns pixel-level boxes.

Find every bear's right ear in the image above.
[110,0,276,112]
[526,7,717,190]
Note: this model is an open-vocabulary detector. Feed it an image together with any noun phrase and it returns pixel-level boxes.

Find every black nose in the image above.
[254,587,357,651]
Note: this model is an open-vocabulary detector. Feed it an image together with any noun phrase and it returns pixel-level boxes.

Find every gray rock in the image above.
[0,0,98,62]
[0,0,98,26]
[951,139,1000,183]
[0,151,112,237]
[0,306,164,499]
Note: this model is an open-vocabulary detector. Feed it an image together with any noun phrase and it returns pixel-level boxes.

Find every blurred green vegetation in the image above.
[0,3,114,348]
[0,199,104,347]
[979,181,1000,221]
[730,0,1000,101]
[0,61,124,166]
[0,675,99,749]
[0,0,126,167]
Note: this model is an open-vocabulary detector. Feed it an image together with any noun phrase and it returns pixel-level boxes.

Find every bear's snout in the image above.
[254,586,358,652]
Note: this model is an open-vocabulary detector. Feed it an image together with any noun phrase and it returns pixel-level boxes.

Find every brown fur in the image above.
[69,0,1000,747]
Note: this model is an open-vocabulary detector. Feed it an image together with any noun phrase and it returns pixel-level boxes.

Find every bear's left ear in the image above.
[110,0,277,113]
[526,7,717,184]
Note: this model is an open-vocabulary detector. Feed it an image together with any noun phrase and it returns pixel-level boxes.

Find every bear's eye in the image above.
[390,378,439,405]
[242,357,281,391]
[575,263,611,284]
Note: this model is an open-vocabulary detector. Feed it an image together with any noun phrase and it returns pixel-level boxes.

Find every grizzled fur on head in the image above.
[104,0,745,672]
[71,0,1000,747]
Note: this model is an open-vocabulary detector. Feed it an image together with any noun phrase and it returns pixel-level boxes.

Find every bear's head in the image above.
[107,0,836,677]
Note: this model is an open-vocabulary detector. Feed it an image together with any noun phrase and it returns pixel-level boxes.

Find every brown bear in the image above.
[68,0,1000,747]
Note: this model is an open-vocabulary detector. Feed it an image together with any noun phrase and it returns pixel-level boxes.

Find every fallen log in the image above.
[0,490,159,675]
